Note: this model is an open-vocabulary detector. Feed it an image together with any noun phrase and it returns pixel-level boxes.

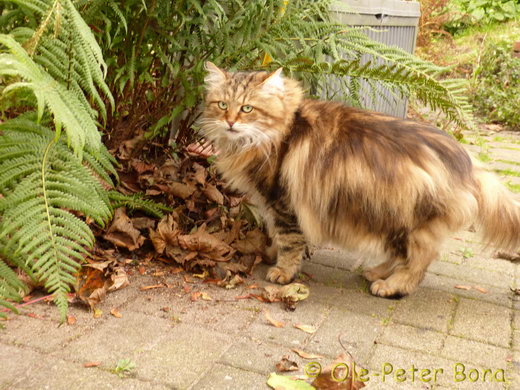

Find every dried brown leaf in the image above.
[83,362,101,368]
[149,214,181,258]
[203,183,224,205]
[140,284,164,291]
[293,324,317,334]
[67,315,77,325]
[454,285,472,291]
[232,229,267,255]
[275,355,299,372]
[192,163,207,185]
[110,308,122,318]
[168,181,196,199]
[103,208,145,251]
[264,309,285,328]
[178,228,235,262]
[291,349,323,359]
[311,353,366,389]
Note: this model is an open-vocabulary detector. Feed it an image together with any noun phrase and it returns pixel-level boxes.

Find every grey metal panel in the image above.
[325,1,420,118]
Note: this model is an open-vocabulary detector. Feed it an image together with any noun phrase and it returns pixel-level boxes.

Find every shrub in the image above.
[471,41,520,129]
[445,0,520,33]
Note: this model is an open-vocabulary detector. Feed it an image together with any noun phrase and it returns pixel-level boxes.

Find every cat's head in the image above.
[201,62,303,150]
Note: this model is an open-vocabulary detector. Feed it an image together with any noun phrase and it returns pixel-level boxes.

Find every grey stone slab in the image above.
[132,324,230,388]
[244,301,329,348]
[1,315,92,353]
[421,272,512,307]
[392,289,456,333]
[367,344,457,388]
[427,260,513,288]
[0,343,39,389]
[302,262,367,290]
[10,355,170,390]
[462,255,516,277]
[440,336,510,369]
[306,307,383,365]
[309,248,363,271]
[378,323,445,354]
[328,289,397,319]
[54,311,174,367]
[220,338,304,375]
[451,298,511,348]
[192,363,268,390]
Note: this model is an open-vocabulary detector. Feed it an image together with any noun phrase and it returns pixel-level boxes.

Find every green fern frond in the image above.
[108,191,172,219]
[0,118,113,321]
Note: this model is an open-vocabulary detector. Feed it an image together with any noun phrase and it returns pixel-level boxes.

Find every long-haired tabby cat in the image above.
[200,62,520,298]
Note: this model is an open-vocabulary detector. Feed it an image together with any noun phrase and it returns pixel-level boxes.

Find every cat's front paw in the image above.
[266,266,297,285]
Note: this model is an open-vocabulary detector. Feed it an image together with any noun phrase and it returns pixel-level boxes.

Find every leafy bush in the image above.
[80,0,475,143]
[471,41,520,129]
[445,0,520,33]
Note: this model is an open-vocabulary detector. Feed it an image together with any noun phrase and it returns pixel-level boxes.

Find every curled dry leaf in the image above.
[168,181,196,199]
[291,349,324,360]
[276,355,299,372]
[293,324,317,334]
[192,163,207,185]
[311,353,366,390]
[149,214,181,259]
[103,208,145,251]
[108,268,129,291]
[232,228,267,255]
[83,362,101,368]
[110,308,123,318]
[264,309,285,328]
[202,183,224,205]
[178,228,235,262]
[67,315,77,325]
[93,308,103,319]
[454,285,472,291]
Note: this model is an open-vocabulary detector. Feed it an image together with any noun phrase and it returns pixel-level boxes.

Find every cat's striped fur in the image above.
[201,62,520,297]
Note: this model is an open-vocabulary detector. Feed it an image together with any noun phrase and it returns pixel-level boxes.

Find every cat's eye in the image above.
[217,101,228,110]
[241,105,253,113]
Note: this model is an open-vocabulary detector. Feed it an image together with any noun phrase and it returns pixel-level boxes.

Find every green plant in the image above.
[0,0,115,321]
[471,41,520,130]
[445,0,520,33]
[108,191,172,218]
[113,358,136,377]
[80,0,475,145]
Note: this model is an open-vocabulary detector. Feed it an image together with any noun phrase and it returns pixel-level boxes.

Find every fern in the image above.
[108,191,172,219]
[0,117,113,320]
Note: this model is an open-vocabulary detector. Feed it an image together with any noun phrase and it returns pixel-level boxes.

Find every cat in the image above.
[200,61,520,298]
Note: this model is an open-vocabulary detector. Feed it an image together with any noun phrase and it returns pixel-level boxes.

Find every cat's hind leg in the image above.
[369,224,445,297]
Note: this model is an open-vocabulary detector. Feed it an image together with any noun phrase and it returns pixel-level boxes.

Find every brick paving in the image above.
[1,131,519,389]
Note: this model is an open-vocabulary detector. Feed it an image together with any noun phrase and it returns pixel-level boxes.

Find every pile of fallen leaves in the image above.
[77,133,270,306]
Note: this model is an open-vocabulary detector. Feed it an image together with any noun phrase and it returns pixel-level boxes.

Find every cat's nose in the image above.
[227,120,235,128]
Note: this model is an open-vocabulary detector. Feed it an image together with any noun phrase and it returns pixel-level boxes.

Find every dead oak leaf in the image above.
[168,181,196,199]
[232,228,267,255]
[103,208,145,251]
[149,214,181,258]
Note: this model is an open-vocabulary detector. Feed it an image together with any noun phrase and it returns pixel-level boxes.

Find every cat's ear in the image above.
[260,68,285,93]
[204,61,228,87]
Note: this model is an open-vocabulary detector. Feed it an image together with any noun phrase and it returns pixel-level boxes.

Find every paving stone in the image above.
[440,336,510,369]
[1,315,92,353]
[451,298,511,348]
[132,324,230,388]
[302,262,367,290]
[367,343,456,388]
[3,349,170,390]
[54,311,174,367]
[192,363,268,390]
[244,301,329,348]
[427,260,513,288]
[0,343,39,389]
[392,289,456,333]
[421,272,512,307]
[328,289,396,318]
[309,248,363,271]
[378,323,445,354]
[462,256,515,277]
[219,338,303,374]
[307,307,383,365]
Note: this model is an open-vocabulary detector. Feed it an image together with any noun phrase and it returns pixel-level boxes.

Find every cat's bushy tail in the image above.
[475,169,520,251]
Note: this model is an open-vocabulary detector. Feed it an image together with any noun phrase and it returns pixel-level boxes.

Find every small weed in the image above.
[113,359,136,377]
[497,159,520,167]
[505,182,520,193]
[477,152,492,163]
[494,169,520,178]
[460,247,474,259]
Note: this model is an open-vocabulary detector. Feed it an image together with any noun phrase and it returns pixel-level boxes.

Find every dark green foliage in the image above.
[0,117,113,320]
[471,41,520,129]
[445,0,520,33]
[79,0,475,143]
[108,191,172,219]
